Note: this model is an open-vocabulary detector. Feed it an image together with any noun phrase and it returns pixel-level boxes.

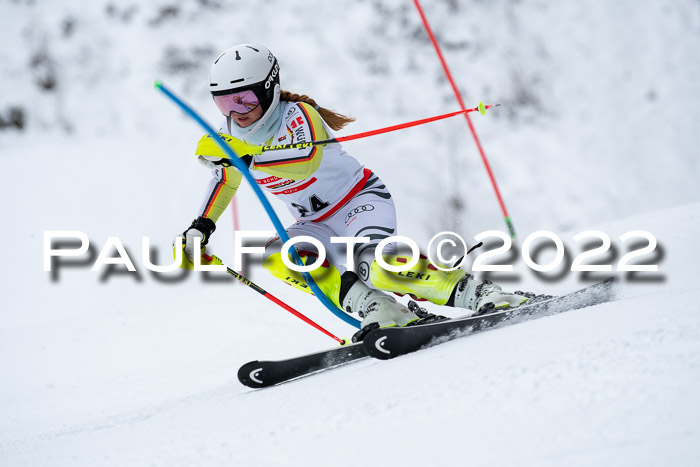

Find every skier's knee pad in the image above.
[369,254,466,305]
[262,252,343,307]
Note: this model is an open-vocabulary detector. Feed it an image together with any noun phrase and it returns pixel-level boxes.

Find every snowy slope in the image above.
[2,0,700,466]
[2,199,699,466]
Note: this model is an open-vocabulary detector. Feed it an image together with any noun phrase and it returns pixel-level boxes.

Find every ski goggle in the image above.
[212,89,260,115]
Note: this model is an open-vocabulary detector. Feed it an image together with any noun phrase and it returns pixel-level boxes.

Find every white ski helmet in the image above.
[209,43,281,115]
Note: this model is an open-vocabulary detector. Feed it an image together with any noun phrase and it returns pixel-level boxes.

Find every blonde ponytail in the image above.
[280,90,355,131]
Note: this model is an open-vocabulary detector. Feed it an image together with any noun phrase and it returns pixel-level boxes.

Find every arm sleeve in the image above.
[196,165,243,223]
[252,102,327,180]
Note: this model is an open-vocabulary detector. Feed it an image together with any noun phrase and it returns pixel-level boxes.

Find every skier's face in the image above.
[230,105,264,128]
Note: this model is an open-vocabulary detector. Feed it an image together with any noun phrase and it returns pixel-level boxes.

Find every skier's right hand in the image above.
[174,216,217,270]
[195,133,263,160]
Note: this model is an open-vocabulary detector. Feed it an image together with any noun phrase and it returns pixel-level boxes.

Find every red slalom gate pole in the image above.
[413,0,517,239]
[232,197,240,236]
[231,195,242,275]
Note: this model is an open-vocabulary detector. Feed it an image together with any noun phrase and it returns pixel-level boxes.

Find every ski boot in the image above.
[450,274,530,315]
[341,273,421,342]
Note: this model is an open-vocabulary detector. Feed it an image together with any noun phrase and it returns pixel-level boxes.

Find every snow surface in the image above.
[2,1,700,466]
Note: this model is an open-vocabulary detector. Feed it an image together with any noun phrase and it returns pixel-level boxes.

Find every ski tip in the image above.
[154,80,162,90]
[478,101,487,115]
[238,361,268,389]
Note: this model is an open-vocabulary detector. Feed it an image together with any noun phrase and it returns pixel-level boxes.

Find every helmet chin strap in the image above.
[226,83,281,144]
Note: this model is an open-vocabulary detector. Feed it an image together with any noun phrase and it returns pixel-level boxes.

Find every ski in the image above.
[238,341,368,388]
[362,278,615,360]
[238,279,615,387]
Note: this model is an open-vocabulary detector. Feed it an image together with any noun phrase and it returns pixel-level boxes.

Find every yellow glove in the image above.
[195,133,263,159]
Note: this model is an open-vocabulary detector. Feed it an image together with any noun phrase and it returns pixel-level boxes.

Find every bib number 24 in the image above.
[292,195,330,218]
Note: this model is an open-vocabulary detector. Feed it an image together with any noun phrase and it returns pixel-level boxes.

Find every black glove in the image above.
[181,216,216,259]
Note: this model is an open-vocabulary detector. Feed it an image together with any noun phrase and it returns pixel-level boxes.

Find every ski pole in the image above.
[261,102,497,152]
[205,253,347,345]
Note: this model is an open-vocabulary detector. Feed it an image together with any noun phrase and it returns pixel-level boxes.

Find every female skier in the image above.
[178,43,529,338]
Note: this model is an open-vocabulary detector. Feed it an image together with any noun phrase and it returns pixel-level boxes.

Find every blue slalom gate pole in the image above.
[155,81,361,328]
